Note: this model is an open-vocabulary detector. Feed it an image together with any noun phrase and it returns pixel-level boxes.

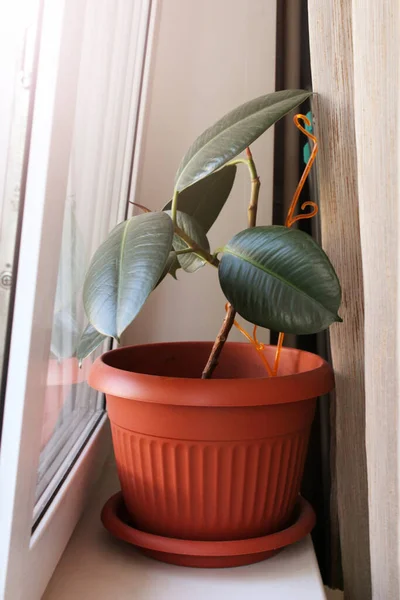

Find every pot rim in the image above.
[88,341,334,407]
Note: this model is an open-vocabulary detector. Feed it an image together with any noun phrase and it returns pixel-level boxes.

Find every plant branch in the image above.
[175,248,198,256]
[171,189,179,224]
[201,148,261,379]
[246,147,261,227]
[131,201,218,267]
[201,304,237,379]
[175,224,219,267]
[226,158,250,167]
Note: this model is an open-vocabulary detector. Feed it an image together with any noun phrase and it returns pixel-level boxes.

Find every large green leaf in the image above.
[163,165,236,232]
[164,210,210,273]
[174,90,312,192]
[83,212,174,338]
[157,251,180,285]
[76,323,108,366]
[219,226,342,335]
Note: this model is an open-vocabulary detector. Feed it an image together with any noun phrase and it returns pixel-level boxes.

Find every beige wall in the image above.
[124,0,277,346]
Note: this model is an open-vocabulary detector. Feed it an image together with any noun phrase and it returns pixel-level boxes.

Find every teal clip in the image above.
[303,111,313,165]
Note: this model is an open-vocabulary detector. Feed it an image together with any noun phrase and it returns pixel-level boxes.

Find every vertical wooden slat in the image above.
[352,2,400,598]
[307,2,371,598]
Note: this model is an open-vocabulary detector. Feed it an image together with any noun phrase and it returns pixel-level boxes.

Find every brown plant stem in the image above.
[201,147,260,379]
[174,224,219,267]
[246,147,261,227]
[201,304,237,378]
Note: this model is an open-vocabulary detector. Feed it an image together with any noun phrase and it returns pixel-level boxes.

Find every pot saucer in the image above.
[101,492,316,568]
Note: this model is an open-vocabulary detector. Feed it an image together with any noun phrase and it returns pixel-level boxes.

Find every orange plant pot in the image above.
[89,342,334,541]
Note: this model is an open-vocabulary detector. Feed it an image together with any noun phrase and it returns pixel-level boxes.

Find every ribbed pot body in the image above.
[89,342,334,541]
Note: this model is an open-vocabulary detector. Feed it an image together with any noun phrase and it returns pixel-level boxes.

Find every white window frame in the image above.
[0,0,156,598]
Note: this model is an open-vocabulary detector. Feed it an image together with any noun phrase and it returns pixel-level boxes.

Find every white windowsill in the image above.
[43,456,329,600]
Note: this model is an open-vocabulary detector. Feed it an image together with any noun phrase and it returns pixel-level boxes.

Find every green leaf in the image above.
[164,210,210,273]
[83,212,174,338]
[163,165,236,232]
[175,90,312,192]
[219,226,342,335]
[167,253,180,279]
[76,323,108,366]
[156,251,180,286]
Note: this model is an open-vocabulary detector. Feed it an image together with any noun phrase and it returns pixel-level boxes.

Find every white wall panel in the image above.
[124,0,277,346]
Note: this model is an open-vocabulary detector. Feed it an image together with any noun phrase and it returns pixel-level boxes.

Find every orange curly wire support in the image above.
[272,113,319,375]
[232,114,319,376]
[229,305,274,377]
[285,114,319,228]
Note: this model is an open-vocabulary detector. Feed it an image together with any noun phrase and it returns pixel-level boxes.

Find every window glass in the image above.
[0,4,39,408]
[33,0,136,523]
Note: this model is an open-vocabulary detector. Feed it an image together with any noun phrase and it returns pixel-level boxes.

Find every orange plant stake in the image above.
[232,114,319,377]
[230,308,274,377]
[273,113,319,375]
[284,115,318,229]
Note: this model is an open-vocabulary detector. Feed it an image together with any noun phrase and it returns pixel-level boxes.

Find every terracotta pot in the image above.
[89,342,334,541]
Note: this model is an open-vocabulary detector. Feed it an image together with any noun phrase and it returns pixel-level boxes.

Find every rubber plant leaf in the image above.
[164,210,210,273]
[76,323,108,366]
[174,90,312,192]
[83,211,174,338]
[156,251,180,286]
[163,165,236,232]
[218,225,342,335]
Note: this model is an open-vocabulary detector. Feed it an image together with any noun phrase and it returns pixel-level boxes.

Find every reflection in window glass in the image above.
[33,0,139,522]
[34,195,105,517]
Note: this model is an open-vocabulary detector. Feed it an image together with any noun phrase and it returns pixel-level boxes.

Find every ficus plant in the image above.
[76,90,342,377]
